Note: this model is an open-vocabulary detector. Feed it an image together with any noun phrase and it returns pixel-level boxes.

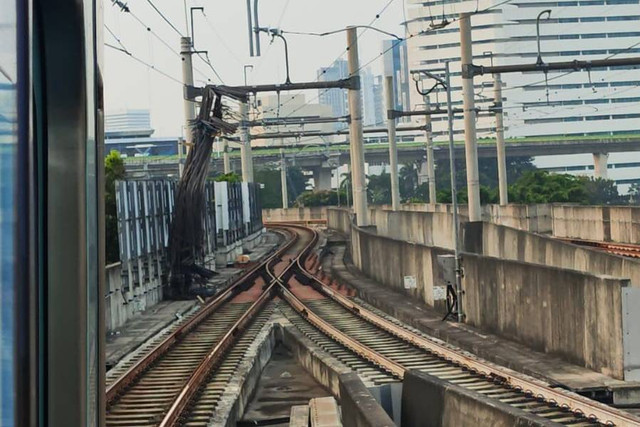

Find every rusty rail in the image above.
[106,227,297,407]
[156,224,318,426]
[292,225,640,427]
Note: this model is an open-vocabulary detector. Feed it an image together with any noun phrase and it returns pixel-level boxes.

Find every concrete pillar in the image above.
[280,148,288,208]
[240,102,253,182]
[493,73,508,205]
[385,76,401,211]
[424,97,437,204]
[346,27,369,226]
[223,138,231,174]
[313,168,332,191]
[180,37,196,149]
[593,152,609,179]
[459,13,482,222]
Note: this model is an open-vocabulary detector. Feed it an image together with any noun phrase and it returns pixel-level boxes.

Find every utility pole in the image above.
[240,102,254,182]
[280,147,288,209]
[459,13,482,222]
[493,73,508,205]
[445,61,464,323]
[424,96,437,204]
[222,138,231,174]
[346,26,369,226]
[384,76,401,211]
[180,37,196,152]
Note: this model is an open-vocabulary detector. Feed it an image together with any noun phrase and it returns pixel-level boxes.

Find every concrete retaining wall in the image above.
[339,373,396,427]
[330,215,636,379]
[369,209,456,250]
[463,252,628,379]
[468,221,640,287]
[402,370,558,427]
[327,208,353,235]
[552,205,640,243]
[350,222,451,311]
[105,262,162,332]
[263,207,328,222]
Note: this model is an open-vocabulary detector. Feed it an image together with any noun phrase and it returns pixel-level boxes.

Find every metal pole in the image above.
[223,139,231,174]
[493,73,508,205]
[445,61,464,323]
[240,102,254,182]
[280,148,288,208]
[180,37,196,152]
[246,0,254,56]
[385,76,400,211]
[346,27,369,226]
[424,96,437,204]
[459,13,481,222]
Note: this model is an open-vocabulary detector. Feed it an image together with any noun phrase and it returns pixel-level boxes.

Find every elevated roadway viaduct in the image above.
[124,136,640,179]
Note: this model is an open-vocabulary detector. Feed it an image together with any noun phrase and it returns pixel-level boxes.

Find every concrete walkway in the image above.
[322,232,636,403]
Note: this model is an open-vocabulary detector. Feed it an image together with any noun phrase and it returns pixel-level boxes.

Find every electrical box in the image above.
[435,255,456,301]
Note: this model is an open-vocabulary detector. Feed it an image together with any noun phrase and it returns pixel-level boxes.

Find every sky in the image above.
[103,0,407,137]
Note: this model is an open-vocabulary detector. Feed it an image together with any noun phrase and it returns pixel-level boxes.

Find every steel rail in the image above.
[157,224,318,426]
[158,283,277,427]
[105,227,298,406]
[292,225,640,427]
[277,285,406,379]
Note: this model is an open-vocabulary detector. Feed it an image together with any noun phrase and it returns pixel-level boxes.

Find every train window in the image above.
[0,0,17,424]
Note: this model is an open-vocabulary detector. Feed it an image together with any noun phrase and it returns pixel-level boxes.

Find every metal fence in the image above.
[115,179,263,299]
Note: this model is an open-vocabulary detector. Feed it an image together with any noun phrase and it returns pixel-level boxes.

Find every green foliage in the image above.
[105,150,125,264]
[508,170,626,205]
[255,166,308,209]
[214,172,242,183]
[367,172,392,205]
[294,190,345,207]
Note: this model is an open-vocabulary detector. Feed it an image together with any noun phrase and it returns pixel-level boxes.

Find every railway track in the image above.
[277,224,640,427]
[106,223,640,426]
[105,225,319,426]
[562,238,640,258]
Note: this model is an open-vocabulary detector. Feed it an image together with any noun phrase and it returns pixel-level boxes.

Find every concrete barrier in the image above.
[262,207,328,223]
[552,205,640,243]
[462,252,633,379]
[327,208,353,235]
[339,373,396,427]
[105,262,162,332]
[401,370,559,427]
[466,221,640,287]
[369,209,456,250]
[350,221,451,311]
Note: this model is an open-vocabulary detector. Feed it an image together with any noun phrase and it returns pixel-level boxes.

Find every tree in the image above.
[105,150,125,264]
[294,190,345,207]
[399,162,419,201]
[214,172,241,183]
[367,172,392,205]
[582,177,628,205]
[254,166,307,209]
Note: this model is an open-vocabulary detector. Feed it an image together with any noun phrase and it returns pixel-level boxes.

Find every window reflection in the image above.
[0,0,17,425]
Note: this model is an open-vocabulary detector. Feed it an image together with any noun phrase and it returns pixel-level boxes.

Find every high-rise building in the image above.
[372,75,386,127]
[318,60,349,130]
[362,68,385,127]
[105,109,154,138]
[405,0,640,139]
[383,39,412,122]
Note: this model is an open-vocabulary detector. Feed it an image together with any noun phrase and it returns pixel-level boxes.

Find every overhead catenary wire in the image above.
[105,43,183,84]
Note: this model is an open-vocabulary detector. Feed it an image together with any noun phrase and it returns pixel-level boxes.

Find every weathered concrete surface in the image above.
[206,318,278,427]
[349,220,451,312]
[339,373,396,427]
[463,252,629,379]
[278,323,353,398]
[466,221,640,286]
[402,370,560,427]
[263,207,329,223]
[552,205,640,243]
[323,241,629,394]
[241,344,333,424]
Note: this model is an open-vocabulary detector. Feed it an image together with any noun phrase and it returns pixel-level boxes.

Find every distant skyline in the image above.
[103,0,406,137]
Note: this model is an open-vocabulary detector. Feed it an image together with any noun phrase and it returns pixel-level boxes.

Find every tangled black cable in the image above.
[167,87,241,298]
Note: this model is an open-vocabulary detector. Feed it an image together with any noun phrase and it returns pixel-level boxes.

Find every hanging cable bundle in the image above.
[168,86,242,298]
